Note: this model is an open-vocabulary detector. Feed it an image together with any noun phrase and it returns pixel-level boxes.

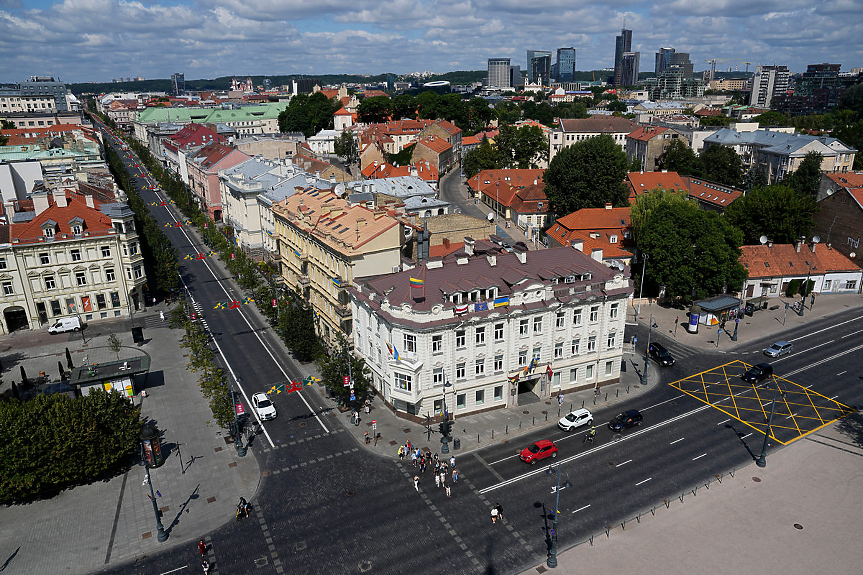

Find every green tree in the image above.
[462,137,504,178]
[494,101,522,125]
[785,151,824,198]
[107,333,122,360]
[544,134,629,215]
[723,184,817,244]
[466,97,494,133]
[333,131,358,164]
[700,145,743,187]
[0,120,15,130]
[742,165,768,192]
[752,111,789,127]
[315,333,371,408]
[278,92,340,137]
[628,155,643,172]
[391,94,417,120]
[494,124,548,169]
[698,115,733,127]
[658,139,702,177]
[280,289,321,363]
[607,100,627,113]
[635,196,747,300]
[357,96,392,124]
[630,187,691,243]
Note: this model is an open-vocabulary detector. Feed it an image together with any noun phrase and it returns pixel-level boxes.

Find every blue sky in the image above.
[1,0,861,84]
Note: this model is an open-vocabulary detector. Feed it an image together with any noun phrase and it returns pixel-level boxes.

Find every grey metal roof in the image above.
[99,202,134,218]
[402,195,450,210]
[346,176,436,198]
[694,295,740,311]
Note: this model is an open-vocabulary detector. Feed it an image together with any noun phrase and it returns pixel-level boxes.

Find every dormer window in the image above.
[72,225,82,235]
[44,227,54,238]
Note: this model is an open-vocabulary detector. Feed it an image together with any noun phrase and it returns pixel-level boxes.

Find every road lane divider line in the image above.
[615,459,632,467]
[670,437,685,445]
[572,504,591,514]
[783,344,863,378]
[478,403,712,494]
[841,329,863,339]
[836,371,847,376]
[641,394,686,411]
[635,478,652,486]
[741,433,753,439]
[789,314,863,342]
[692,453,707,461]
[717,419,730,425]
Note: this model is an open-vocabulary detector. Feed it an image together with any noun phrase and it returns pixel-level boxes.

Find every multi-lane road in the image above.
[96,122,862,574]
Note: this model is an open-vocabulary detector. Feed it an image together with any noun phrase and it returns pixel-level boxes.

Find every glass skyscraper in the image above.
[556,48,576,82]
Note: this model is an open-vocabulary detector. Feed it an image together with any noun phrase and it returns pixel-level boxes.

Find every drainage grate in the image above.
[794,523,803,530]
[359,560,373,572]
[299,422,307,427]
[345,490,355,497]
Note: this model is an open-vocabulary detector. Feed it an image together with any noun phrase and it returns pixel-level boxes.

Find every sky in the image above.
[1,0,861,84]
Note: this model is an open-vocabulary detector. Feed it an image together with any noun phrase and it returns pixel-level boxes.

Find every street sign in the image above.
[372,420,377,425]
[343,376,351,387]
[236,403,244,415]
[350,392,355,401]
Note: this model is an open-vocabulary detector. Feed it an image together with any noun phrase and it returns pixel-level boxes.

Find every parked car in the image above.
[764,341,793,357]
[519,439,558,464]
[251,392,277,420]
[557,408,593,432]
[648,342,675,366]
[742,363,773,383]
[608,410,643,432]
[48,316,82,334]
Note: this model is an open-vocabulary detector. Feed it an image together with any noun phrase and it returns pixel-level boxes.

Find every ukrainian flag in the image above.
[493,296,509,308]
[332,277,341,288]
[410,277,424,289]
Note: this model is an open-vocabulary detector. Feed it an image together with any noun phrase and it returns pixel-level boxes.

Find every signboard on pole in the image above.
[236,403,245,415]
[343,376,351,387]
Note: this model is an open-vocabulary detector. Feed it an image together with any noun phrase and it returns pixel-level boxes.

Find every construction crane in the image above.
[706,58,754,82]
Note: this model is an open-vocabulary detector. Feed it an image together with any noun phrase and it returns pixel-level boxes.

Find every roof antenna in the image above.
[622,15,626,30]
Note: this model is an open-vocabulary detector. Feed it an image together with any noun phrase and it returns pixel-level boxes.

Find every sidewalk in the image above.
[337,352,660,461]
[629,292,863,353]
[522,417,863,575]
[0,310,260,575]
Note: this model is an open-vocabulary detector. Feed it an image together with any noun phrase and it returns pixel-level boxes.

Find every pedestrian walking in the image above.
[413,475,419,491]
[445,484,452,498]
[594,386,601,398]
[364,399,371,414]
[406,439,412,452]
[558,393,563,407]
[435,473,441,488]
[420,458,426,474]
[412,450,418,467]
[491,507,499,524]
[152,297,157,307]
[494,503,503,521]
[439,470,446,487]
[452,468,458,483]
[449,455,455,468]
[198,540,207,557]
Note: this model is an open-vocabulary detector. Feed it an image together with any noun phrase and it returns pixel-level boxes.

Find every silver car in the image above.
[764,341,793,357]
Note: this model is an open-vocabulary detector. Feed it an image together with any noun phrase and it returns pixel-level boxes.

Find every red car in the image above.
[519,439,559,464]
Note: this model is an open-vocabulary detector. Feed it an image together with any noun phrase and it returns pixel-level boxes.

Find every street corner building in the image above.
[0,190,146,334]
[348,240,633,421]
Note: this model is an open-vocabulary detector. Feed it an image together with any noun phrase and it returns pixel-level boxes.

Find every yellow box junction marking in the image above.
[669,360,854,445]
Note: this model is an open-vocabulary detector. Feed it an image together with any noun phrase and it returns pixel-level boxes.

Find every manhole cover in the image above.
[345,490,355,497]
[294,541,307,551]
[541,410,547,414]
[794,523,803,530]
[523,410,530,414]
[752,477,762,482]
[359,560,373,572]
[299,422,307,427]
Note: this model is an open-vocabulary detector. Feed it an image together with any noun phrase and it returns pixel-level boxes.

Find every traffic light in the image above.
[438,421,447,436]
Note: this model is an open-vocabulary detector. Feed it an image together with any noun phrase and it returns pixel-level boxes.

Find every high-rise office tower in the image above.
[620,52,640,87]
[655,48,693,78]
[556,47,577,82]
[655,47,674,75]
[171,72,185,96]
[613,27,632,86]
[487,58,511,88]
[527,50,552,84]
[750,65,790,108]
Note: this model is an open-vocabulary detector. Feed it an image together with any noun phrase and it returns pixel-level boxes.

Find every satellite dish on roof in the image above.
[334,183,346,196]
[812,235,820,244]
[487,212,495,222]
[759,235,768,245]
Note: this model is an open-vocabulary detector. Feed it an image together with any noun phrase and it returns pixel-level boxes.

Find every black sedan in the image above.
[648,342,675,366]
[742,363,773,383]
[608,410,643,432]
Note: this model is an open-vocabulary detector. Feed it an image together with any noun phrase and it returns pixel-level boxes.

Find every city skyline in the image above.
[0,0,860,83]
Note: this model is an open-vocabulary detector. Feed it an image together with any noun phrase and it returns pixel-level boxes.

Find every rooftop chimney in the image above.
[515,246,527,264]
[464,236,475,256]
[570,239,584,252]
[33,191,50,215]
[795,239,802,253]
[591,248,603,262]
[604,203,612,210]
[54,191,68,208]
[85,195,95,208]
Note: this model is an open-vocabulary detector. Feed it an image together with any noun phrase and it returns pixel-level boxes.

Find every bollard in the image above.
[593,396,596,405]
[533,416,535,426]
[492,429,494,439]
[545,412,548,421]
[478,434,480,443]
[616,389,619,398]
[605,393,608,401]
[558,407,561,417]
[627,386,630,394]
[581,400,584,409]
[506,425,508,434]
[520,421,522,429]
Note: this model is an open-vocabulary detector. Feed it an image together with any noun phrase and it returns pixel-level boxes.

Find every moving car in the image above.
[48,316,82,334]
[557,408,593,432]
[648,342,675,366]
[764,341,793,357]
[519,439,558,464]
[251,392,277,420]
[742,363,773,383]
[608,410,643,432]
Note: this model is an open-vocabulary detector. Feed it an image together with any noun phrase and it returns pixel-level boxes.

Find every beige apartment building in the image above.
[272,189,404,346]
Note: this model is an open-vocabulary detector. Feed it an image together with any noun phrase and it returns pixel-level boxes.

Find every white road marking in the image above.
[479,403,713,494]
[831,395,839,400]
[841,329,863,339]
[692,453,707,460]
[670,437,685,445]
[158,568,189,575]
[790,315,863,342]
[741,433,753,439]
[836,371,847,376]
[783,344,863,378]
[572,504,591,514]
[635,477,652,486]
[641,394,686,411]
[717,419,730,425]
[616,459,632,467]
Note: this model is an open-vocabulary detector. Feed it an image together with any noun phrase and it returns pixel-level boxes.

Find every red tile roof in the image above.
[824,172,863,190]
[462,130,498,147]
[682,176,742,208]
[626,171,687,202]
[10,193,114,243]
[434,119,462,136]
[740,243,860,279]
[362,90,390,99]
[627,125,669,142]
[189,142,239,171]
[1,124,99,146]
[334,107,352,116]
[165,123,224,151]
[361,162,410,179]
[547,206,631,247]
[417,136,452,155]
[509,183,548,214]
[467,169,543,194]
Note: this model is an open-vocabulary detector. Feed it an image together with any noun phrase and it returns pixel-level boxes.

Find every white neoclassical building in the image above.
[350,240,632,420]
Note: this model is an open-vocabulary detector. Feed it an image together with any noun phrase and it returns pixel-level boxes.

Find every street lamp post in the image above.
[641,314,654,386]
[798,236,819,317]
[636,253,648,317]
[440,379,452,454]
[545,464,572,568]
[141,443,168,542]
[230,376,247,457]
[755,383,785,468]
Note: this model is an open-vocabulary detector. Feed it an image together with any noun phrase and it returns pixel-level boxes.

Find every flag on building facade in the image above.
[410,277,424,289]
[493,296,509,308]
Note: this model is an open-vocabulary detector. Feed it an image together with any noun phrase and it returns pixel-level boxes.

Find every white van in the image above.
[48,317,82,334]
